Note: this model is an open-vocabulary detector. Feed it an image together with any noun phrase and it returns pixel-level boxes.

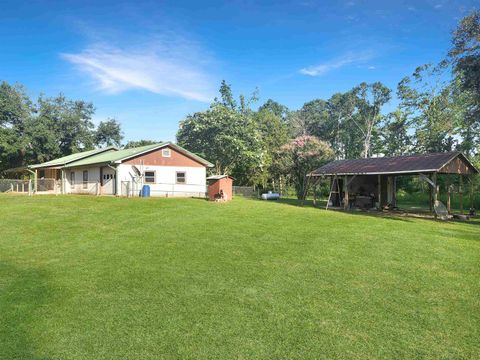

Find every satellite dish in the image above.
[132,165,141,176]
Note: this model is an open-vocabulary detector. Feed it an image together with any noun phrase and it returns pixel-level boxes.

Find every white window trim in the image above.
[176,171,186,184]
[144,170,156,184]
[82,170,88,189]
[162,148,171,158]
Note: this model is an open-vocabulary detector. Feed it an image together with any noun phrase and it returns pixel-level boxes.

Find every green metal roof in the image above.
[63,142,213,168]
[29,146,117,169]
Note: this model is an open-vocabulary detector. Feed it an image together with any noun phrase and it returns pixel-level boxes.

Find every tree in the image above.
[449,10,480,157]
[36,94,96,156]
[397,65,457,153]
[214,80,237,110]
[177,104,264,184]
[0,82,32,170]
[274,135,334,199]
[325,92,357,159]
[381,109,412,156]
[352,82,391,158]
[124,140,159,149]
[95,118,123,147]
[253,109,289,187]
[258,99,289,120]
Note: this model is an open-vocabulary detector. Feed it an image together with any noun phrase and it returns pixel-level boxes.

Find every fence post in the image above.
[28,180,32,196]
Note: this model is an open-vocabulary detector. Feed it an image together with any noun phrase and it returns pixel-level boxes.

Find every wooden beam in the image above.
[470,175,474,210]
[326,175,336,210]
[432,172,438,218]
[378,175,381,210]
[447,176,451,214]
[344,175,349,210]
[459,175,464,214]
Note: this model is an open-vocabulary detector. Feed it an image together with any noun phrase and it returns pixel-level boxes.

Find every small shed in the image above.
[207,175,234,201]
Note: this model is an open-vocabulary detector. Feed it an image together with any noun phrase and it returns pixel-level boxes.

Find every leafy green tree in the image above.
[36,94,95,156]
[95,118,123,147]
[253,109,289,187]
[352,82,391,158]
[177,104,264,184]
[381,109,412,156]
[449,10,480,157]
[0,82,33,170]
[274,135,334,199]
[124,140,159,149]
[258,99,289,121]
[214,80,237,110]
[397,65,457,153]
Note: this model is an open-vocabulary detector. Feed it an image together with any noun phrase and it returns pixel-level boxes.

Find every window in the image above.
[162,148,171,157]
[39,170,45,179]
[176,171,186,184]
[82,170,88,189]
[144,171,155,183]
[70,172,75,188]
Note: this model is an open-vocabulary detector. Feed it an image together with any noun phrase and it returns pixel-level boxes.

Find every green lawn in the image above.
[1,195,479,359]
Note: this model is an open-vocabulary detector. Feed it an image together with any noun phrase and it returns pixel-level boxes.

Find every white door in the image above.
[102,168,115,195]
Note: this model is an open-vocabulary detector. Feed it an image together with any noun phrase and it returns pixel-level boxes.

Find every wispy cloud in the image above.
[299,51,375,76]
[62,36,216,102]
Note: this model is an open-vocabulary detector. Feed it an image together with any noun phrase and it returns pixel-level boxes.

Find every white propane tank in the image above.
[261,191,280,200]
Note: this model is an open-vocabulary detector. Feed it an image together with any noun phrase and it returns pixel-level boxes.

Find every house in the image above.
[29,142,213,197]
[308,151,478,215]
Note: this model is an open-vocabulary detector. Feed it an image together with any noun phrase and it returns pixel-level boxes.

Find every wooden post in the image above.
[470,175,474,210]
[313,178,317,207]
[432,172,438,218]
[447,184,451,214]
[34,169,38,193]
[344,175,349,210]
[429,174,433,212]
[459,175,464,214]
[378,175,382,210]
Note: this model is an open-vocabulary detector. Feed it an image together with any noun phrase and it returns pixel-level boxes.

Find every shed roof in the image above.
[64,142,213,168]
[310,151,478,176]
[207,175,234,180]
[29,146,117,169]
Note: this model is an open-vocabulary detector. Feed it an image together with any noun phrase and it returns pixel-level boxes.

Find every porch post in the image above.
[470,175,474,210]
[34,169,38,193]
[432,172,438,218]
[61,169,65,194]
[378,175,382,210]
[344,175,349,210]
[459,175,464,214]
[393,176,397,207]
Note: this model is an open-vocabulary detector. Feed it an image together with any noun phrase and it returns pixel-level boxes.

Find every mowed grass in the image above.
[0,195,479,359]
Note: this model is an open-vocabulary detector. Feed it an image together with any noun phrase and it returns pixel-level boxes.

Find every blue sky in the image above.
[1,0,478,142]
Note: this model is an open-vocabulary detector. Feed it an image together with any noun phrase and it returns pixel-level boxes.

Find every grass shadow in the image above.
[0,262,50,360]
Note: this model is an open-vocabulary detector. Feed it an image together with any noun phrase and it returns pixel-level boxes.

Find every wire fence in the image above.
[0,179,32,194]
[233,186,256,197]
[121,181,207,198]
[37,179,59,192]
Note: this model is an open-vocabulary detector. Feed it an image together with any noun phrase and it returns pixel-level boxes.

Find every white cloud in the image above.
[368,65,376,70]
[62,38,216,102]
[299,51,374,77]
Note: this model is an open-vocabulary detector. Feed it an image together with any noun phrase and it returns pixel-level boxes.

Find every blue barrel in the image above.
[141,185,150,197]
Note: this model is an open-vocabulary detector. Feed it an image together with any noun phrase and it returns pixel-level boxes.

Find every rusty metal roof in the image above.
[310,151,478,176]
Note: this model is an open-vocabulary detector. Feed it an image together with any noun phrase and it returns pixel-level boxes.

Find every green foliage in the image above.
[0,81,126,173]
[178,82,286,186]
[274,135,334,199]
[124,139,159,149]
[380,109,412,156]
[397,64,457,153]
[95,118,124,147]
